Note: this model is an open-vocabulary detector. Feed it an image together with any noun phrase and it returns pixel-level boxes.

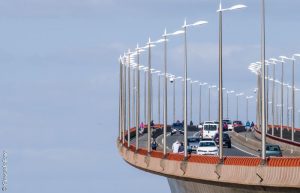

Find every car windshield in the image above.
[188,138,200,143]
[223,120,232,124]
[204,125,217,131]
[266,145,280,151]
[233,121,242,125]
[172,123,183,128]
[199,142,215,147]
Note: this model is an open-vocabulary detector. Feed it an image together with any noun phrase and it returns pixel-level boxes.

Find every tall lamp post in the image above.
[208,85,217,121]
[199,82,208,124]
[236,93,244,120]
[170,76,183,123]
[226,90,235,119]
[269,58,279,135]
[119,56,123,141]
[278,56,286,139]
[281,54,300,141]
[134,45,145,151]
[293,54,300,141]
[246,96,254,122]
[217,0,246,161]
[122,54,127,144]
[284,83,290,129]
[190,80,199,124]
[162,29,184,155]
[182,19,208,158]
[143,38,164,154]
[151,69,160,124]
[142,66,149,125]
[126,49,134,148]
[157,73,164,125]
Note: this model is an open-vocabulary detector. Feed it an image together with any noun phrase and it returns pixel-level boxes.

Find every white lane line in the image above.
[232,144,258,157]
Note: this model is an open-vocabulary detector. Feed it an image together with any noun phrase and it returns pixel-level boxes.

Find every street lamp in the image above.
[293,54,300,141]
[157,73,164,126]
[269,58,279,135]
[150,69,160,121]
[170,75,183,123]
[142,66,149,125]
[182,19,208,158]
[260,0,267,163]
[256,60,271,126]
[134,45,145,151]
[226,90,235,119]
[119,56,124,143]
[246,96,254,122]
[199,82,208,124]
[125,49,134,148]
[281,54,300,141]
[143,38,164,154]
[283,83,291,130]
[208,85,217,121]
[217,0,246,162]
[190,80,199,125]
[236,93,244,120]
[122,53,128,144]
[162,29,184,155]
[279,56,287,139]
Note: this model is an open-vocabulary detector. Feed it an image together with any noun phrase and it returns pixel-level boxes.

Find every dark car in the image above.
[171,122,184,135]
[222,122,228,131]
[233,120,243,127]
[187,137,201,153]
[259,144,282,157]
[213,133,231,148]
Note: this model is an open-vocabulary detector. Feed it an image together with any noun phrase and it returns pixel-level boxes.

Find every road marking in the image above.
[231,144,258,157]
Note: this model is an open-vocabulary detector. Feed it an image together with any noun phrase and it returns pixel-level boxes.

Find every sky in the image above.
[0,1,300,193]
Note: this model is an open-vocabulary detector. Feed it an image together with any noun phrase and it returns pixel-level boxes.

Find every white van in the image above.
[202,123,218,139]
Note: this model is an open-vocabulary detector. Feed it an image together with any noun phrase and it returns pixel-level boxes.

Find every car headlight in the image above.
[197,150,206,152]
[209,149,218,152]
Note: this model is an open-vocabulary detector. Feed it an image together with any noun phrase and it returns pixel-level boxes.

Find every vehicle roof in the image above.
[199,140,215,143]
[266,144,280,147]
[204,121,214,123]
[203,123,218,126]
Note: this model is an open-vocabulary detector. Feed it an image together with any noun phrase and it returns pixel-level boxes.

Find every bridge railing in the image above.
[119,125,300,167]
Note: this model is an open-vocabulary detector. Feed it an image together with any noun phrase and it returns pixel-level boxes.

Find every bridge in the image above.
[117,1,300,193]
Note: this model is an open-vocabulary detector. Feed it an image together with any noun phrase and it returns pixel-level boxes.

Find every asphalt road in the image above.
[132,131,254,157]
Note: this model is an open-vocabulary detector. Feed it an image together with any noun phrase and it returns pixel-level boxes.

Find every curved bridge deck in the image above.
[118,127,300,193]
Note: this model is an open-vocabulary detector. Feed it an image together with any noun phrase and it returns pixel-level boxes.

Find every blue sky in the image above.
[0,1,300,193]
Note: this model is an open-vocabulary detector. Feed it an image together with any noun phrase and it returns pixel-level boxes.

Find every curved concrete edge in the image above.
[167,178,300,193]
[118,140,300,189]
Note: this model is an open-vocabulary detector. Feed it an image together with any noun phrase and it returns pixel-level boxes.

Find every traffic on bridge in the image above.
[117,1,300,193]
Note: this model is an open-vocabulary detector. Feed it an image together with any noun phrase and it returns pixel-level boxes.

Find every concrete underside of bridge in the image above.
[167,178,300,193]
[118,141,300,192]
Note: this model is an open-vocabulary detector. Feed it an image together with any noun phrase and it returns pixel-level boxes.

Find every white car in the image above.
[202,123,218,139]
[196,141,219,155]
[198,121,215,129]
[223,119,233,131]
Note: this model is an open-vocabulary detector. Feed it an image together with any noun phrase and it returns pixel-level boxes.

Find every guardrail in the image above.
[255,126,300,147]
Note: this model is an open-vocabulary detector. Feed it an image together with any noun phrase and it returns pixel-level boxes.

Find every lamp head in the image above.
[229,4,247,11]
